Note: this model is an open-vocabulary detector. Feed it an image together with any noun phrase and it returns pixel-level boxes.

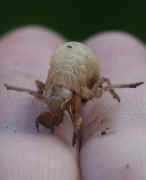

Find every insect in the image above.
[4,41,143,149]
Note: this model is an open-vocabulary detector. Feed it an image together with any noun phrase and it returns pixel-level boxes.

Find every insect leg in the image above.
[70,95,83,151]
[35,118,40,132]
[100,78,143,102]
[80,87,94,100]
[105,81,144,89]
[4,83,50,104]
[4,83,40,97]
[92,77,143,102]
[35,112,55,134]
[35,80,45,94]
[99,77,121,102]
[72,116,83,150]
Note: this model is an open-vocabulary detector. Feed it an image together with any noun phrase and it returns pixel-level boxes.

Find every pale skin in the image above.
[0,26,146,180]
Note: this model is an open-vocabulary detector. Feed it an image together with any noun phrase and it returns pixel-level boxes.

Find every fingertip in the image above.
[84,31,146,83]
[0,25,65,78]
[0,133,79,180]
[0,25,65,66]
[81,128,146,180]
[1,25,64,48]
[85,31,145,57]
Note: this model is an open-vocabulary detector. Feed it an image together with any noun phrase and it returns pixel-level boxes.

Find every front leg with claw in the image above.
[69,94,83,151]
[92,77,143,102]
[4,80,49,105]
[35,112,55,134]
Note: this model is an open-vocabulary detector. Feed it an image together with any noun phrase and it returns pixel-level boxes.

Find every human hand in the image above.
[0,26,145,180]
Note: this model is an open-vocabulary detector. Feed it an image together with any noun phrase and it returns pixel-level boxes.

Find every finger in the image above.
[81,128,146,180]
[81,32,146,179]
[85,31,146,79]
[82,31,146,140]
[0,27,80,179]
[0,26,64,134]
[0,134,79,180]
[0,25,64,77]
[0,26,77,147]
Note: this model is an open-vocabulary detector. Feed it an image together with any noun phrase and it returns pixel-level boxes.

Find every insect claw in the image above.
[72,128,81,148]
[50,126,55,134]
[110,89,121,102]
[98,127,117,136]
[108,81,144,89]
[129,82,144,88]
[4,83,9,90]
[72,133,77,147]
[35,119,40,133]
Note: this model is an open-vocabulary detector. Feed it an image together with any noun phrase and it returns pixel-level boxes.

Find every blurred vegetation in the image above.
[0,0,145,41]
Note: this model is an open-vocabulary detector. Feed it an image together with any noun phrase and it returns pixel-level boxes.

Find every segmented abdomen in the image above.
[45,42,100,94]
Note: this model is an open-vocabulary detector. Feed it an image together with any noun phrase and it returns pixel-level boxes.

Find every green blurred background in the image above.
[0,0,145,41]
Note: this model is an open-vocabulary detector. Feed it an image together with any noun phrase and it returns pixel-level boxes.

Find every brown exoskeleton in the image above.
[4,41,143,150]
